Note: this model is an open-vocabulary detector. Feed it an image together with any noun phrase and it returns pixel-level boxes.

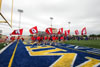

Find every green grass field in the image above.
[64,40,100,49]
[0,43,6,50]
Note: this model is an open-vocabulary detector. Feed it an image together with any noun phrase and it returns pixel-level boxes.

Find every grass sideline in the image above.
[0,43,6,50]
[64,40,100,49]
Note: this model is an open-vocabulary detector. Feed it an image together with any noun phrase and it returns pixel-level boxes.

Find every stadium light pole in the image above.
[50,17,53,28]
[68,22,71,29]
[68,21,71,35]
[18,9,23,29]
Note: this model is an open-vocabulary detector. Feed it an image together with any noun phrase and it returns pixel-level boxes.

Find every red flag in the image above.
[45,28,53,34]
[65,30,70,36]
[57,28,63,34]
[10,29,23,35]
[81,27,87,35]
[29,26,38,34]
[75,30,79,35]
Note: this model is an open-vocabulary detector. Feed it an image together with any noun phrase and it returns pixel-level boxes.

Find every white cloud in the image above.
[0,0,100,35]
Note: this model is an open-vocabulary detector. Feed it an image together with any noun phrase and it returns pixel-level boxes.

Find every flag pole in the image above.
[50,17,53,28]
[68,22,71,35]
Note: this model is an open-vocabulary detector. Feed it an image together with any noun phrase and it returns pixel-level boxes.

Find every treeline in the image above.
[69,34,100,40]
[89,34,100,37]
[88,34,100,40]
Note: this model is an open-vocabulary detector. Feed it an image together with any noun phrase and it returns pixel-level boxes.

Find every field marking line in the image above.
[57,45,100,56]
[8,40,19,67]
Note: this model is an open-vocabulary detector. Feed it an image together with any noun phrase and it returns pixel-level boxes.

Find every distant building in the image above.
[38,27,57,35]
[48,27,57,34]
[38,31,46,35]
[52,28,57,34]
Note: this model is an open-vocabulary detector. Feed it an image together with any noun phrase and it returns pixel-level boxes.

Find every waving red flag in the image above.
[81,27,87,35]
[10,29,23,35]
[57,28,63,34]
[75,30,79,35]
[65,30,70,36]
[29,26,38,34]
[45,28,53,34]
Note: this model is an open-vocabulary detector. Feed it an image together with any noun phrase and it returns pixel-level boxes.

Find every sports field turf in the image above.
[64,40,100,49]
[0,40,100,67]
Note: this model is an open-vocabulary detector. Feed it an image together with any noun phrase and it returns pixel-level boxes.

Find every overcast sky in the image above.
[0,0,100,35]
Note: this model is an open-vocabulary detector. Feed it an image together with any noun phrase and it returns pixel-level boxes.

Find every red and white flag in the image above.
[29,26,38,34]
[45,28,53,34]
[57,28,63,34]
[10,29,23,35]
[81,27,87,35]
[65,30,70,36]
[75,30,79,35]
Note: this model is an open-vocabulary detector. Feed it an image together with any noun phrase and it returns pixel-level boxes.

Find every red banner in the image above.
[81,27,87,35]
[45,28,53,34]
[57,28,63,34]
[29,26,38,34]
[65,30,70,36]
[75,30,79,35]
[10,29,23,35]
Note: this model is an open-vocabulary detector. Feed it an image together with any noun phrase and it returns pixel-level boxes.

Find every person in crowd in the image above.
[10,36,15,42]
[31,35,36,43]
[21,37,24,42]
[17,36,20,40]
[37,35,41,46]
[60,35,64,42]
[44,35,48,46]
[49,35,53,45]
[52,35,56,45]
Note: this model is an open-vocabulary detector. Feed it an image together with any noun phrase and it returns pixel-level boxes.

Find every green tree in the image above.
[97,34,100,37]
[29,34,33,37]
[0,34,2,38]
[89,34,97,37]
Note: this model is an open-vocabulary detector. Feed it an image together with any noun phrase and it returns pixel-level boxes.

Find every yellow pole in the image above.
[11,0,14,28]
[0,0,2,11]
